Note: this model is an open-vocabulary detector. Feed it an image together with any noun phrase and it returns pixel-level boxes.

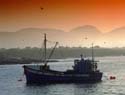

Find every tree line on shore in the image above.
[0,46,125,60]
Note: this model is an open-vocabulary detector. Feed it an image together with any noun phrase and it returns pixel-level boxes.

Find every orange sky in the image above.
[1,0,125,32]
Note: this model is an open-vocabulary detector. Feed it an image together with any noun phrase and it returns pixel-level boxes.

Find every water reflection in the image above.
[24,83,100,95]
[1,56,125,95]
[73,83,100,95]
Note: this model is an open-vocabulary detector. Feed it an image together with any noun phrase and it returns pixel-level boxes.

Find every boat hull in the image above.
[23,66,103,84]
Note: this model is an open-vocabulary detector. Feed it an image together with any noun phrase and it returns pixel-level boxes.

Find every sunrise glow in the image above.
[0,0,125,32]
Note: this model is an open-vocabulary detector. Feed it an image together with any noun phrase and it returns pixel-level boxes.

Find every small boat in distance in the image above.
[23,34,103,84]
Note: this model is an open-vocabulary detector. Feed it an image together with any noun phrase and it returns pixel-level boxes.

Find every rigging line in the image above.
[39,37,46,63]
[39,34,48,63]
[40,42,44,63]
[47,42,58,63]
[37,33,47,63]
[58,43,65,58]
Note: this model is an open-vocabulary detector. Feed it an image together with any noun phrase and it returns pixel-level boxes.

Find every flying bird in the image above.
[40,7,44,10]
[104,42,106,44]
[84,37,88,40]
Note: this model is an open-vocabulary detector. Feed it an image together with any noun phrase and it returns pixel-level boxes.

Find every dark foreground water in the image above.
[1,56,125,95]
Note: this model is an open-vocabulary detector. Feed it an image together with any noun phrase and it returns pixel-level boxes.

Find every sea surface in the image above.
[0,56,125,95]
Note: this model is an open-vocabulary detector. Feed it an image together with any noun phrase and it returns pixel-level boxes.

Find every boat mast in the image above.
[92,43,94,62]
[44,33,47,64]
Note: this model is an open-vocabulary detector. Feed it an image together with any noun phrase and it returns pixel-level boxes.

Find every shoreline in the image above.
[1,55,125,65]
[0,59,59,65]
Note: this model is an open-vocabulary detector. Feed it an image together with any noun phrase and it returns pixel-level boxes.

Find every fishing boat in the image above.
[23,34,103,84]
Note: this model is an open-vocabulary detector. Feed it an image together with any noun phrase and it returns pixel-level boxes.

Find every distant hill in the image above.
[106,27,125,38]
[0,28,66,48]
[71,25,101,34]
[1,25,125,48]
[69,25,102,46]
[0,26,102,48]
[102,27,125,47]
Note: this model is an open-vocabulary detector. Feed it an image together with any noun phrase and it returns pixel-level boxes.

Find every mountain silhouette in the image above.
[0,25,125,48]
[102,27,125,47]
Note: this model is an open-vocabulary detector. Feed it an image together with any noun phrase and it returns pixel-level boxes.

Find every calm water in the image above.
[1,56,125,95]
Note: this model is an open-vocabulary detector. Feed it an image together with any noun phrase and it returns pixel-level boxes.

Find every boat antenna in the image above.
[92,43,94,62]
[44,33,47,64]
